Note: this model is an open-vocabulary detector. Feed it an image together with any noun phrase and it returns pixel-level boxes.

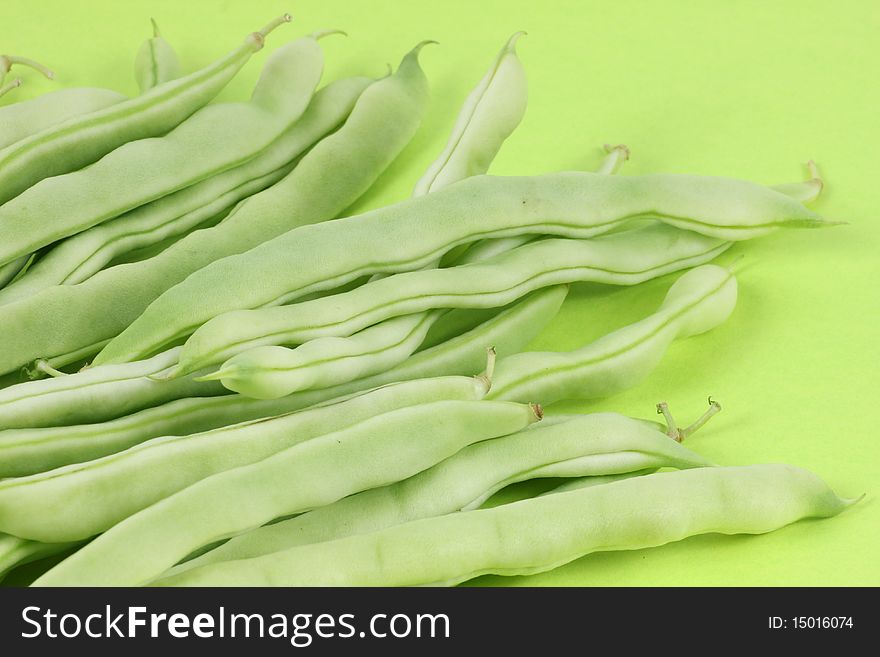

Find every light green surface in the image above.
[2,0,877,586]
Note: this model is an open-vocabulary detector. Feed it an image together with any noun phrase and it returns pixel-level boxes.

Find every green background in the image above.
[3,0,877,585]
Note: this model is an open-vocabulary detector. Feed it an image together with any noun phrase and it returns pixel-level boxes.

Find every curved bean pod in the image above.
[175,223,729,375]
[487,263,737,404]
[0,347,223,430]
[0,15,290,206]
[206,310,446,399]
[0,375,491,543]
[0,76,371,304]
[35,399,541,586]
[155,464,856,587]
[0,31,324,268]
[0,43,430,376]
[97,170,827,366]
[414,31,526,195]
[164,412,711,577]
[134,19,180,93]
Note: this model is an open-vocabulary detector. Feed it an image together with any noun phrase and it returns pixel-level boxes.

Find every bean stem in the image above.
[656,398,722,442]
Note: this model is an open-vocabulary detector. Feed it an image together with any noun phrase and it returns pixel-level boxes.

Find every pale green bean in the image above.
[163,411,711,577]
[0,43,429,375]
[0,287,562,478]
[96,170,827,367]
[176,223,729,376]
[487,263,737,404]
[413,31,526,195]
[0,375,492,543]
[0,31,325,268]
[0,76,370,303]
[207,310,446,399]
[154,464,857,587]
[35,399,541,585]
[134,19,180,93]
[0,533,74,582]
[0,347,223,430]
[0,16,290,205]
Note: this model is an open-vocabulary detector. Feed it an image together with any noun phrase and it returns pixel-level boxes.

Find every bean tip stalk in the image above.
[504,31,527,53]
[657,397,721,442]
[597,143,631,175]
[150,17,162,38]
[474,346,497,396]
[0,55,55,81]
[529,402,544,422]
[311,29,348,41]
[249,13,293,50]
[28,359,68,379]
[0,77,22,99]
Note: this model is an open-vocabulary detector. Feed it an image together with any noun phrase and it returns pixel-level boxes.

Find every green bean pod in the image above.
[0,287,562,478]
[0,76,371,304]
[0,375,492,543]
[0,30,326,268]
[134,19,180,93]
[155,464,857,587]
[35,399,541,586]
[543,469,657,495]
[163,412,711,577]
[0,88,125,151]
[96,169,827,366]
[0,533,74,582]
[0,347,223,430]
[413,31,526,195]
[206,310,446,398]
[0,15,290,206]
[175,223,729,375]
[0,25,176,152]
[0,43,430,376]
[0,256,29,288]
[487,263,737,404]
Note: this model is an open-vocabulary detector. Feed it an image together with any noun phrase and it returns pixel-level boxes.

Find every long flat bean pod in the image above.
[154,464,856,587]
[35,399,541,586]
[0,15,290,206]
[0,32,326,268]
[164,412,711,577]
[0,76,371,303]
[0,44,430,376]
[0,88,125,151]
[0,375,491,542]
[176,223,729,376]
[487,263,737,404]
[414,32,527,195]
[96,170,828,366]
[0,347,223,430]
[0,287,562,478]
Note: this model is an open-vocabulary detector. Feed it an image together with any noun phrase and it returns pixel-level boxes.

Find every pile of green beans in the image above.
[0,21,856,587]
[151,465,856,587]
